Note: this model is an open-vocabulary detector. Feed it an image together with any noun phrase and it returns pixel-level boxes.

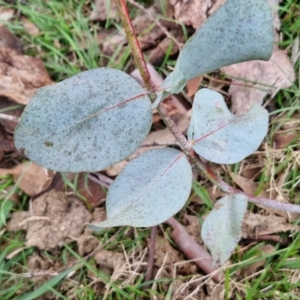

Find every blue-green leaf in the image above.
[89,148,192,229]
[14,68,152,172]
[201,194,248,265]
[156,0,274,100]
[187,88,268,164]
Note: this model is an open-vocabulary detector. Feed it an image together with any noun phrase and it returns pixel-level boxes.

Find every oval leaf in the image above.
[89,148,192,229]
[201,194,248,265]
[14,68,152,172]
[187,88,268,164]
[169,0,274,93]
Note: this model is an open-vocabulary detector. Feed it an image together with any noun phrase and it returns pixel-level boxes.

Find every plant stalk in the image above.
[114,0,156,93]
[114,0,300,214]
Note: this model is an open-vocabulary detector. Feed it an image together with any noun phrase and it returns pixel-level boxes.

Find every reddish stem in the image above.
[114,0,155,93]
[165,217,224,283]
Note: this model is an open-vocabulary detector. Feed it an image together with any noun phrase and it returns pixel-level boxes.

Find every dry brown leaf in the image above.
[242,212,299,237]
[221,46,296,115]
[7,190,92,249]
[0,123,14,161]
[106,110,191,176]
[0,7,15,22]
[73,174,107,208]
[0,161,55,197]
[273,132,299,149]
[90,0,118,21]
[0,25,22,53]
[229,172,269,198]
[0,97,23,133]
[21,18,40,36]
[0,47,53,105]
[186,76,202,98]
[170,0,223,29]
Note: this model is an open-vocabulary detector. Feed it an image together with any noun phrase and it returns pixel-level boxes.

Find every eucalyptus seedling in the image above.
[14,0,280,264]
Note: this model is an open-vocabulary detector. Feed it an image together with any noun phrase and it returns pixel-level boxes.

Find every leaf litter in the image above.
[1,0,299,298]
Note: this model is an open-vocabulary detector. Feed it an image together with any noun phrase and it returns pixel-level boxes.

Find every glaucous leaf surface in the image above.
[89,148,192,229]
[156,0,274,101]
[14,68,152,172]
[201,194,248,265]
[187,88,268,164]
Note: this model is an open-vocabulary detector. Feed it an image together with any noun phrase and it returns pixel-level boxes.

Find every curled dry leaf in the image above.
[0,37,53,105]
[0,161,55,197]
[7,190,92,249]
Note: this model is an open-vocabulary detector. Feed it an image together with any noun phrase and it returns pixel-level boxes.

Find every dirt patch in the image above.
[7,190,92,249]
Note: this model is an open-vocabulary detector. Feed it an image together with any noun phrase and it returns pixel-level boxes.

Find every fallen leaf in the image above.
[0,7,15,22]
[221,47,296,115]
[0,25,22,53]
[7,190,92,249]
[73,174,107,208]
[90,0,118,21]
[273,132,299,149]
[0,161,55,197]
[241,212,299,237]
[170,0,223,29]
[0,123,14,162]
[21,17,40,36]
[186,76,202,98]
[0,97,23,133]
[229,172,269,198]
[0,46,53,104]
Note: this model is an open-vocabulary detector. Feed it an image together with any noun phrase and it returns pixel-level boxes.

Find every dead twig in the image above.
[165,217,224,283]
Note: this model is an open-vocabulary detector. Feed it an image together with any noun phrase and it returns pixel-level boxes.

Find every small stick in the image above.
[165,217,224,283]
[144,225,158,285]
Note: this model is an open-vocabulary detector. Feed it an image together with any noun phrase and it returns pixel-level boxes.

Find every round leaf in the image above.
[201,194,248,265]
[89,148,192,228]
[169,0,274,93]
[187,88,268,164]
[14,68,152,172]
